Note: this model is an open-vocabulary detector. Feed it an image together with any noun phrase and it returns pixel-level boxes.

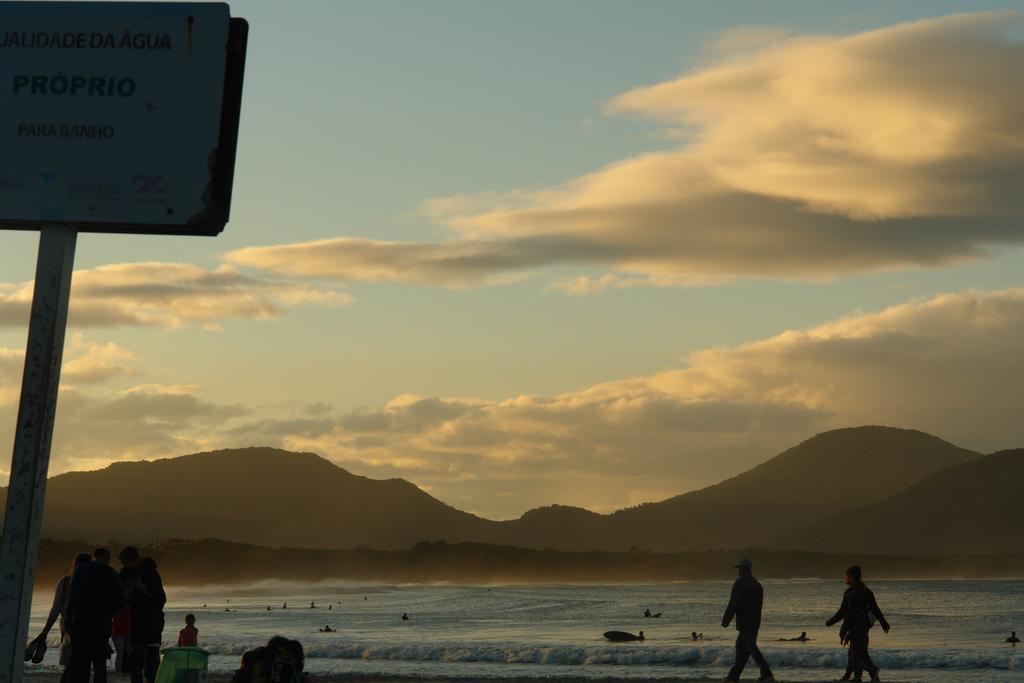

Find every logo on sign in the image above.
[132,174,168,194]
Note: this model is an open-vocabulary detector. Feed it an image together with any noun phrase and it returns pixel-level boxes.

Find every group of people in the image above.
[231,636,311,683]
[721,559,889,683]
[28,547,166,683]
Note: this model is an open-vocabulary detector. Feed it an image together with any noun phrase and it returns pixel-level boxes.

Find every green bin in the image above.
[154,647,211,683]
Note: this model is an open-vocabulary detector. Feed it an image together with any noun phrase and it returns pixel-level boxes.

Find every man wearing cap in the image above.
[722,557,774,682]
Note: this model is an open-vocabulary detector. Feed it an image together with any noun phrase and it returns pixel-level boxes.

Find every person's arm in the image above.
[722,581,740,628]
[825,593,847,627]
[36,579,65,640]
[152,571,167,609]
[867,588,890,632]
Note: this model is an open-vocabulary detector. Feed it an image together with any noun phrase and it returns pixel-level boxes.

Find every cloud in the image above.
[226,12,1024,289]
[62,336,137,384]
[0,262,351,330]
[0,381,250,477]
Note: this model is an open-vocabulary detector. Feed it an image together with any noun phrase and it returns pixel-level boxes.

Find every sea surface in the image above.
[28,579,1024,681]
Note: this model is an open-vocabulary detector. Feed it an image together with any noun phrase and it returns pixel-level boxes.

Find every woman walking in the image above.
[826,565,890,682]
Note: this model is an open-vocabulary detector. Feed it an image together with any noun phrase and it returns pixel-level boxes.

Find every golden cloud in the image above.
[227,12,1024,289]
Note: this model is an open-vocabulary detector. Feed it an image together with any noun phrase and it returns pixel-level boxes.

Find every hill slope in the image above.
[6,448,497,549]
[496,426,982,551]
[802,449,1024,555]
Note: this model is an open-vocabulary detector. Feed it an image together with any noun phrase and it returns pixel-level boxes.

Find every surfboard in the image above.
[603,631,643,642]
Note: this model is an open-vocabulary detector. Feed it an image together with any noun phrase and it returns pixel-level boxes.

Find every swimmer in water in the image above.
[780,631,811,642]
[691,631,703,641]
[1008,631,1020,644]
[638,630,645,641]
[402,613,409,621]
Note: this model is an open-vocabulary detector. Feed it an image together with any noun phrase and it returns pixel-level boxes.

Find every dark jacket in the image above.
[65,561,124,636]
[826,583,889,635]
[133,559,167,643]
[723,573,764,632]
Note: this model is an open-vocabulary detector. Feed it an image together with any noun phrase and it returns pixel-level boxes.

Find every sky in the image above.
[2,0,1024,519]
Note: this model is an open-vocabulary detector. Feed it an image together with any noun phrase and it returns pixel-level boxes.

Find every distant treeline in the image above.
[28,538,1024,587]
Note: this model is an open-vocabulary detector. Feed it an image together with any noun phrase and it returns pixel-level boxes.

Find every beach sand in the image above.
[19,673,744,683]
[19,673,850,683]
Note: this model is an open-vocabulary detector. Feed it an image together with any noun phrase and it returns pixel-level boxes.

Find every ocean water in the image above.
[28,579,1024,681]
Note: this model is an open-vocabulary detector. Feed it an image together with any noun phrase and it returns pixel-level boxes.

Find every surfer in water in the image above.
[779,631,811,642]
[402,613,410,621]
[691,631,704,641]
[319,625,334,633]
[638,630,645,641]
[1008,631,1020,644]
[644,609,651,617]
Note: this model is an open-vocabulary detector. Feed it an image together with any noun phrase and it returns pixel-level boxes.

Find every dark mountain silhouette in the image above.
[685,426,980,506]
[0,426,994,554]
[6,448,495,549]
[496,426,982,551]
[801,449,1024,555]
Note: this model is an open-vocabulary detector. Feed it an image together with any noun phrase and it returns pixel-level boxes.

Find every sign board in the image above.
[0,2,247,235]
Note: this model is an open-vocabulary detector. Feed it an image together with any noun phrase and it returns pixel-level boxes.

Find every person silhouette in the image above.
[637,630,645,641]
[722,557,773,682]
[690,631,703,641]
[1008,631,1020,644]
[826,565,890,683]
[644,609,651,618]
[401,613,409,621]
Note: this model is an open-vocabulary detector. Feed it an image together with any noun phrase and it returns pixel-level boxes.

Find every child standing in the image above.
[177,614,198,647]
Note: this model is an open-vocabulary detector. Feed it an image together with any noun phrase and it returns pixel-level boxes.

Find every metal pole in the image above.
[0,225,77,683]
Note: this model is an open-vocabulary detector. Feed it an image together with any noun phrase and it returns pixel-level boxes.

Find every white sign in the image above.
[0,2,246,235]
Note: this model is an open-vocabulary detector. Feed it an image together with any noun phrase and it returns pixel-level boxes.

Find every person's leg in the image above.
[91,634,109,683]
[143,645,160,683]
[726,632,751,681]
[128,641,144,683]
[112,636,125,675]
[68,628,92,683]
[741,630,773,679]
[860,630,876,679]
[849,632,878,679]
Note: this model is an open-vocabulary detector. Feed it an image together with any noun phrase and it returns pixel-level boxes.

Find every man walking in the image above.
[722,557,774,682]
[826,565,890,682]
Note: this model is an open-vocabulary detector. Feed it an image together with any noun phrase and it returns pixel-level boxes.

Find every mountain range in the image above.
[2,425,1020,555]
